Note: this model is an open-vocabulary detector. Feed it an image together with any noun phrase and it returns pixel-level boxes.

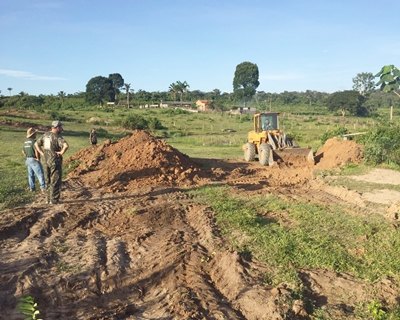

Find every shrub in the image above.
[320,126,348,144]
[362,123,400,166]
[48,111,69,121]
[95,127,109,138]
[238,114,251,122]
[161,108,190,116]
[148,117,165,130]
[119,114,148,130]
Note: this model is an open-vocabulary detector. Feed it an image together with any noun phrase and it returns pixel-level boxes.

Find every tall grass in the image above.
[191,186,400,286]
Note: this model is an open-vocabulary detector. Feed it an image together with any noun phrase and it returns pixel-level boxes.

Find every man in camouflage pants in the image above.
[35,120,69,204]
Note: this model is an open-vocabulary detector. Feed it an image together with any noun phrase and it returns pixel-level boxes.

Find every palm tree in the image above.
[124,83,131,107]
[169,82,178,101]
[175,81,190,102]
[7,87,12,96]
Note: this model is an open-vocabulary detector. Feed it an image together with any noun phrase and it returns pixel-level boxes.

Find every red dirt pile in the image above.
[315,137,364,169]
[67,130,204,191]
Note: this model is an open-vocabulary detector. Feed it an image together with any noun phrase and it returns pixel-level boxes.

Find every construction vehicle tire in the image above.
[259,143,273,166]
[244,143,256,161]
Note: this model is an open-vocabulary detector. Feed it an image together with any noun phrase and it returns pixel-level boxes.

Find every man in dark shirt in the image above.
[89,128,97,146]
[35,121,69,204]
[22,127,46,192]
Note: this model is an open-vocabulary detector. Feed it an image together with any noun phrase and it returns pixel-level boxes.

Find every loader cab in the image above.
[255,113,279,132]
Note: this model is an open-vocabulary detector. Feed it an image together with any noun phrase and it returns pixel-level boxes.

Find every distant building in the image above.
[196,99,212,112]
[229,107,257,115]
[171,101,192,107]
[139,104,160,109]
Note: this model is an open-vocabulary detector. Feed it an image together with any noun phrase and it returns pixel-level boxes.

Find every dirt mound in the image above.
[67,130,205,191]
[315,137,364,169]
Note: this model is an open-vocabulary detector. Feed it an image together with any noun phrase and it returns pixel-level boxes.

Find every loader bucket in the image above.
[273,148,314,165]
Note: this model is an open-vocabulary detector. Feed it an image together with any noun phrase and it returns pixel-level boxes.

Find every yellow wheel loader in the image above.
[243,112,314,166]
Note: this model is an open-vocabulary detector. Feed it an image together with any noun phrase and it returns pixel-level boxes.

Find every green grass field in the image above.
[0,106,391,210]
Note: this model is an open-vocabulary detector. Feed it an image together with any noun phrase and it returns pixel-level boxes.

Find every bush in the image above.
[362,123,400,166]
[320,126,348,144]
[119,114,148,130]
[148,117,165,130]
[161,108,190,116]
[95,127,110,138]
[117,114,165,131]
[48,111,70,122]
[238,114,251,122]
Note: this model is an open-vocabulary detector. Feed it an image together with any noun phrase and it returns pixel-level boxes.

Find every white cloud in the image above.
[0,69,66,81]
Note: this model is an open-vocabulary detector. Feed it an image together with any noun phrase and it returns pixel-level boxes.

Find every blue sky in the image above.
[0,0,399,96]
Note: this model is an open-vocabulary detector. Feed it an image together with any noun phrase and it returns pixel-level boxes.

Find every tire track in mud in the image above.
[119,193,247,319]
[0,180,299,319]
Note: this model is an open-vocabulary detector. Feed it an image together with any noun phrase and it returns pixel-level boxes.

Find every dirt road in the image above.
[0,132,398,319]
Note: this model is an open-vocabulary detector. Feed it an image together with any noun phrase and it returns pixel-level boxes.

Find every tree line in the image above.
[1,64,399,116]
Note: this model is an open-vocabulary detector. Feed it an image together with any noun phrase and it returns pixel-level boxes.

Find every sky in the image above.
[0,0,399,96]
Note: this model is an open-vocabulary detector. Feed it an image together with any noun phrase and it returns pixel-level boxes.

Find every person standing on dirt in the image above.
[89,128,97,146]
[22,127,46,193]
[35,120,69,204]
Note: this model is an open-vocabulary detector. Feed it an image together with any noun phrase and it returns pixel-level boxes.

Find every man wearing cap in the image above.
[35,120,69,204]
[22,128,46,192]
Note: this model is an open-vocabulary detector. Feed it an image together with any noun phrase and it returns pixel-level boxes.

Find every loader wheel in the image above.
[244,143,256,161]
[259,143,274,166]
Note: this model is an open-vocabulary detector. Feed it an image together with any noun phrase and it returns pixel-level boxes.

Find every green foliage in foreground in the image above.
[191,186,400,286]
[362,122,400,166]
[17,295,42,320]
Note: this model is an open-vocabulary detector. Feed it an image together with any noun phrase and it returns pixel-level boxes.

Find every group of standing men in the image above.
[22,120,69,204]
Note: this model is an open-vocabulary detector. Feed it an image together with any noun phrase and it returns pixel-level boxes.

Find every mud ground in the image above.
[1,132,399,319]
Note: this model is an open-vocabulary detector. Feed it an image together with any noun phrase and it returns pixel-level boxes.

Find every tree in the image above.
[108,73,124,100]
[211,88,221,100]
[233,61,260,105]
[7,88,12,96]
[176,81,190,101]
[375,65,400,120]
[352,72,375,96]
[375,65,400,98]
[327,90,367,116]
[85,76,114,106]
[124,83,131,107]
[169,81,190,101]
[135,89,152,103]
[168,82,179,101]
